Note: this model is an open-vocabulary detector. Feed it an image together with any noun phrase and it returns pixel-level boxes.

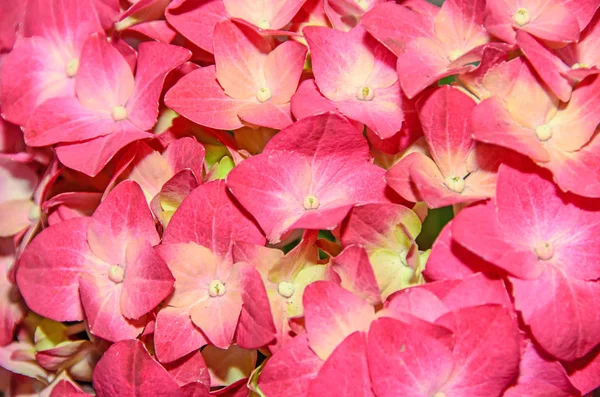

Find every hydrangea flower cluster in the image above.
[2,0,600,395]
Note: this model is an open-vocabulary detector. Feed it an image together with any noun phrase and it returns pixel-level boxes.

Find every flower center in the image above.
[572,62,589,69]
[355,0,368,10]
[534,241,554,261]
[513,8,531,26]
[111,105,128,121]
[356,86,374,101]
[208,280,226,297]
[535,124,552,141]
[257,19,271,29]
[27,205,41,222]
[108,265,125,283]
[256,87,272,103]
[444,175,465,193]
[277,281,295,298]
[303,194,320,210]
[65,58,80,78]
[448,49,463,62]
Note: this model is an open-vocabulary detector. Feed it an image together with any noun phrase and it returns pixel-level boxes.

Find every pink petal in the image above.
[332,245,381,305]
[125,20,178,43]
[189,289,242,349]
[0,0,25,52]
[213,20,271,100]
[258,334,323,397]
[451,200,545,279]
[126,42,191,131]
[120,240,174,320]
[16,218,94,321]
[79,273,144,341]
[237,102,293,130]
[362,2,435,56]
[516,31,572,102]
[424,223,501,280]
[384,287,449,323]
[264,40,307,104]
[24,97,116,147]
[55,123,152,177]
[165,0,228,54]
[224,0,306,30]
[164,66,247,130]
[154,306,208,363]
[512,266,600,361]
[368,317,454,397]
[164,350,210,388]
[504,341,580,397]
[0,37,75,126]
[307,332,374,396]
[304,281,375,360]
[93,340,182,397]
[435,305,521,395]
[236,265,276,349]
[163,180,265,259]
[163,137,205,180]
[75,33,135,112]
[0,200,34,238]
[472,96,550,162]
[290,78,337,121]
[87,180,159,267]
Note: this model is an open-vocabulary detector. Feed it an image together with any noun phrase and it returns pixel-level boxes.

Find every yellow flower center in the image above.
[111,106,128,121]
[256,87,272,103]
[257,19,271,29]
[356,86,374,101]
[277,281,295,298]
[535,124,552,141]
[108,265,125,283]
[444,175,465,193]
[303,194,320,210]
[534,241,554,261]
[513,8,531,26]
[208,280,226,297]
[65,58,80,78]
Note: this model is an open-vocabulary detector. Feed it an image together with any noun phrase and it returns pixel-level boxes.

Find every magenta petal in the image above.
[303,281,374,360]
[290,78,337,121]
[504,341,580,397]
[93,340,182,397]
[258,334,323,397]
[163,137,205,180]
[237,102,293,130]
[16,218,92,321]
[154,306,208,363]
[332,245,381,305]
[307,332,374,396]
[126,42,191,130]
[120,240,174,320]
[79,273,144,341]
[236,265,276,349]
[87,180,159,266]
[24,97,115,147]
[165,66,247,130]
[512,267,600,361]
[163,180,265,260]
[264,40,307,104]
[452,201,545,280]
[164,351,210,388]
[55,124,152,177]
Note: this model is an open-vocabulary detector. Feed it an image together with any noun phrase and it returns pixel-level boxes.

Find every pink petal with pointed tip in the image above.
[164,66,247,130]
[164,137,205,180]
[126,42,191,131]
[519,1,580,44]
[16,218,95,321]
[79,273,144,342]
[93,340,183,397]
[516,31,572,102]
[154,306,208,363]
[290,79,337,121]
[164,350,210,388]
[236,265,276,349]
[385,151,423,203]
[424,222,500,280]
[307,331,374,396]
[512,267,600,361]
[120,240,174,320]
[189,289,242,349]
[304,281,375,360]
[433,0,489,52]
[504,341,580,397]
[88,180,159,267]
[75,33,134,111]
[258,335,323,397]
[264,40,307,104]
[165,0,228,54]
[126,20,177,43]
[224,0,306,30]
[237,102,293,130]
[362,2,435,56]
[451,200,545,280]
[24,97,116,147]
[213,20,271,100]
[385,287,449,323]
[163,180,265,259]
[435,305,521,395]
[332,246,381,305]
[55,124,152,177]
